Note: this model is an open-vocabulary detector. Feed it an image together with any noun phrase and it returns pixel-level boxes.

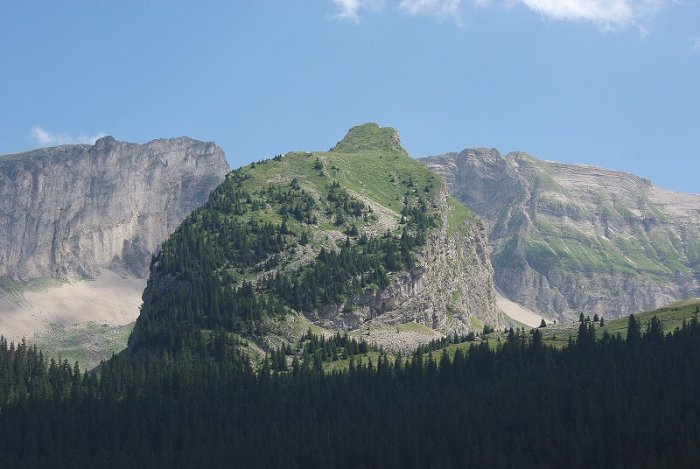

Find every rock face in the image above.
[0,136,229,342]
[423,148,700,321]
[0,136,229,281]
[308,185,500,338]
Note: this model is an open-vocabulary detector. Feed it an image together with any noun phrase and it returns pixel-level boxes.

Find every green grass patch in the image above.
[319,150,438,215]
[537,298,700,346]
[286,312,332,338]
[329,123,402,154]
[322,351,386,373]
[349,321,436,337]
[525,220,664,276]
[31,322,134,371]
[447,197,474,237]
[395,322,436,334]
[469,316,485,332]
[0,277,66,303]
[600,298,700,339]
[233,127,440,238]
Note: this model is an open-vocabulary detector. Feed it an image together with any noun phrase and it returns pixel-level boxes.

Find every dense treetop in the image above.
[2,315,700,467]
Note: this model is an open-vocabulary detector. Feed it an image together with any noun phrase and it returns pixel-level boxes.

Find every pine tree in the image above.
[626,314,641,346]
[646,316,664,345]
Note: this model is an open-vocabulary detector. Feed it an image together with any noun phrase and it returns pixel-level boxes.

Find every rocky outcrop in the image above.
[0,136,229,281]
[307,184,501,340]
[329,123,405,154]
[423,149,700,321]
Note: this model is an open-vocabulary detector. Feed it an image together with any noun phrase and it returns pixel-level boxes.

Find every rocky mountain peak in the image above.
[330,123,404,154]
[93,135,117,147]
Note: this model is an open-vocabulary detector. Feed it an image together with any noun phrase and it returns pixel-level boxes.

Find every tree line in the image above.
[2,315,700,467]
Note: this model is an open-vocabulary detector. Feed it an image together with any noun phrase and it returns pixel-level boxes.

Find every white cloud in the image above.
[31,126,106,147]
[329,0,672,28]
[399,0,464,22]
[331,0,384,22]
[515,0,667,28]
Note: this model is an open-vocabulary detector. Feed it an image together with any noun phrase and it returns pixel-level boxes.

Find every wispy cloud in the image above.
[331,0,385,22]
[514,0,668,28]
[30,126,106,147]
[330,0,673,29]
[399,0,464,23]
[692,36,700,52]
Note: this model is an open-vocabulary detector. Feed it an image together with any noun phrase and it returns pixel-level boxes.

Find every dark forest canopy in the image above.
[2,316,700,468]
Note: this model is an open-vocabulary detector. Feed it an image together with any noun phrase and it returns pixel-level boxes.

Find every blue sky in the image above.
[1,1,698,192]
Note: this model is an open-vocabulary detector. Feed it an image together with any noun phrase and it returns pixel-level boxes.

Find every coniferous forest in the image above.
[2,317,700,468]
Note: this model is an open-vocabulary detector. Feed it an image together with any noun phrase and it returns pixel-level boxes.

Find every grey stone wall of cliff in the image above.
[423,149,700,321]
[306,185,502,334]
[0,136,230,281]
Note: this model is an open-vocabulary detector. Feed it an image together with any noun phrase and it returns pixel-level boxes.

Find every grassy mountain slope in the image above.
[535,297,700,348]
[598,298,700,336]
[128,124,500,359]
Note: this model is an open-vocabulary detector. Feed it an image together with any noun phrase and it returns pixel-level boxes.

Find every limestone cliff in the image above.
[0,136,229,280]
[423,148,700,321]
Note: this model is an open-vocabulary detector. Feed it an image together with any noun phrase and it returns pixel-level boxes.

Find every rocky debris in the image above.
[423,149,700,321]
[0,270,145,344]
[353,326,441,354]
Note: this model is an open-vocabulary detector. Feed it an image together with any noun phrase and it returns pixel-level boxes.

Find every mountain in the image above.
[128,124,501,358]
[3,129,700,468]
[423,148,700,321]
[0,136,229,346]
